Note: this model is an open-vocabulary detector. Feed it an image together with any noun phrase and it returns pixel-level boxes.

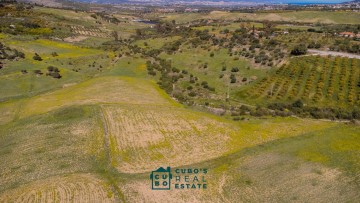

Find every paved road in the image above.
[308,49,360,59]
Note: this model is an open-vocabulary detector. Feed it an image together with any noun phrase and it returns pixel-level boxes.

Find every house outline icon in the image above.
[150,167,172,190]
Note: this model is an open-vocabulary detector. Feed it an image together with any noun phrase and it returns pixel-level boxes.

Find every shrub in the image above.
[292,99,304,108]
[15,50,25,58]
[33,53,42,61]
[46,66,61,78]
[33,70,43,75]
[172,67,180,73]
[290,44,307,56]
[201,81,208,88]
[148,70,156,76]
[50,72,62,79]
[188,91,197,97]
[230,74,236,83]
[49,66,60,72]
[231,67,239,72]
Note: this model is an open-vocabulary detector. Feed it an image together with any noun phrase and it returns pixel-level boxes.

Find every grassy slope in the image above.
[0,105,115,201]
[133,36,182,50]
[0,35,109,100]
[34,7,151,38]
[160,45,268,102]
[1,71,359,202]
[120,124,360,202]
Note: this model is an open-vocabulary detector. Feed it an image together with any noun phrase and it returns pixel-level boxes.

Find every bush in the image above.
[15,50,25,58]
[201,81,208,88]
[292,99,304,108]
[46,66,62,78]
[230,74,236,83]
[251,107,272,117]
[33,53,42,61]
[50,72,62,79]
[231,67,239,72]
[172,67,180,73]
[47,66,59,72]
[148,70,156,76]
[307,28,316,32]
[188,91,197,97]
[290,44,307,56]
[33,70,43,75]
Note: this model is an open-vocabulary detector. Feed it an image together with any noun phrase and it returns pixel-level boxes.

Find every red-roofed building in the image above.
[339,32,355,38]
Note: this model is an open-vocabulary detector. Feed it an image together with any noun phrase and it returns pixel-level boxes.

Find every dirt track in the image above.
[308,49,360,59]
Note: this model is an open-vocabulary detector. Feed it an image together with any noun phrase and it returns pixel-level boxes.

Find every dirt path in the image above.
[218,174,230,203]
[100,107,111,162]
[99,106,126,203]
[308,49,360,59]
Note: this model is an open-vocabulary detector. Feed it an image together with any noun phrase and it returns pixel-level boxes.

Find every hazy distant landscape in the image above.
[73,0,348,4]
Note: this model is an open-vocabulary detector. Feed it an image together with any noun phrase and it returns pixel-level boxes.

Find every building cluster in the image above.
[338,32,360,39]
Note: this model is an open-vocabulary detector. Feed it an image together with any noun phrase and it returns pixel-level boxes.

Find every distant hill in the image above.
[19,0,64,7]
[21,0,348,6]
[73,0,348,3]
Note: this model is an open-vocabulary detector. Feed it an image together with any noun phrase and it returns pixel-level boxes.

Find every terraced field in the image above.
[241,56,360,107]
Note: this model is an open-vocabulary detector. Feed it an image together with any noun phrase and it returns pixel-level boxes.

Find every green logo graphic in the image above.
[150,167,172,190]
